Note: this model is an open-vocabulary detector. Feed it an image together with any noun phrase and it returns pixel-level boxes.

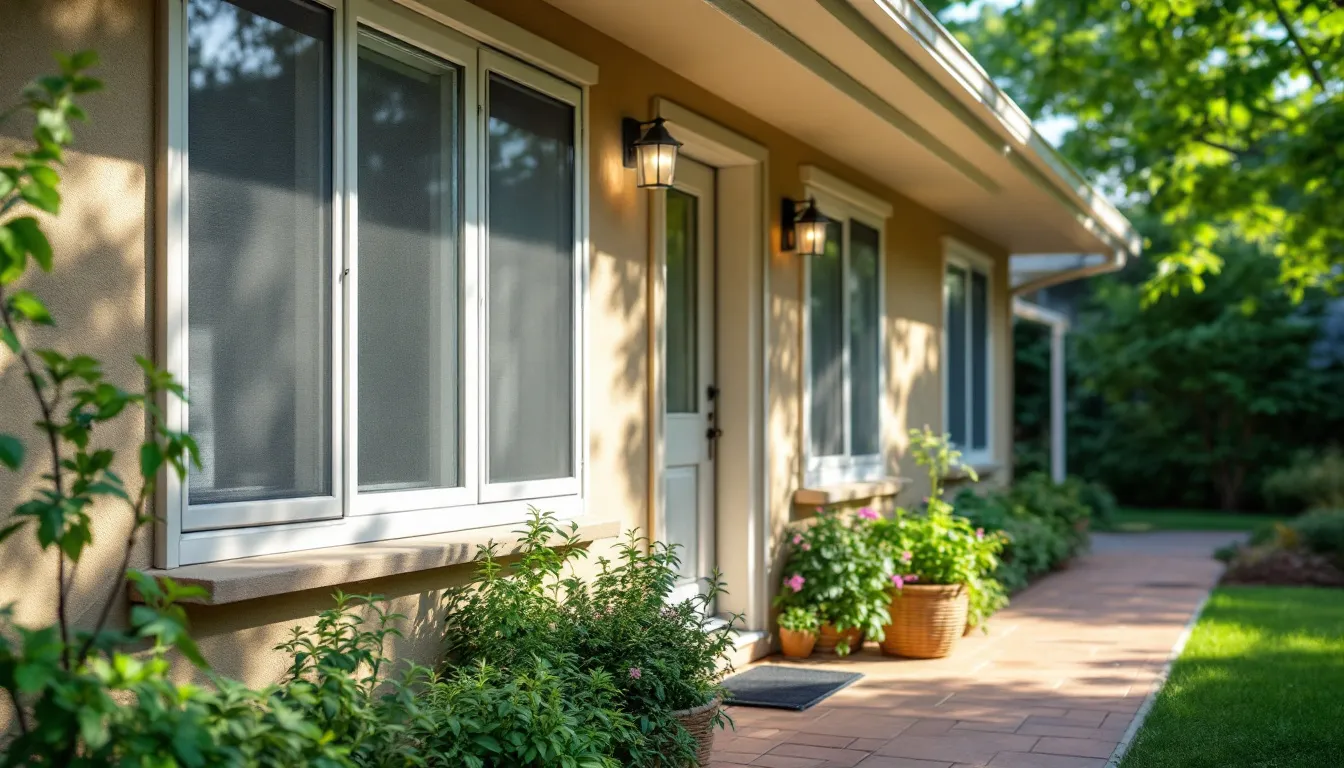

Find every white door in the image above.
[662,158,717,606]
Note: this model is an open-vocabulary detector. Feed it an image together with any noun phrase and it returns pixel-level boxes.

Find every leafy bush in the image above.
[418,660,629,768]
[564,532,737,765]
[1263,448,1344,514]
[773,509,893,655]
[951,473,1105,593]
[442,510,733,767]
[275,593,430,767]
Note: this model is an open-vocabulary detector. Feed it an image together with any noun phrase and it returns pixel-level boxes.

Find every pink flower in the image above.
[785,573,806,592]
[802,542,812,551]
[629,667,642,680]
[900,550,913,564]
[976,528,985,540]
[792,533,804,545]
[906,574,919,583]
[858,507,879,521]
[890,574,905,589]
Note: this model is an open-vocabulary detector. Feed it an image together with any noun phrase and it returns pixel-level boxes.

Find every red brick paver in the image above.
[712,532,1236,768]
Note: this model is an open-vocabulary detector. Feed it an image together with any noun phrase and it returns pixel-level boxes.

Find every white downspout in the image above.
[1012,299,1071,484]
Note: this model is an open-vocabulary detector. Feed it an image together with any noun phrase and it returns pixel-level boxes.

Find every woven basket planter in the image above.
[814,623,864,655]
[671,696,721,767]
[880,584,969,659]
[780,628,817,659]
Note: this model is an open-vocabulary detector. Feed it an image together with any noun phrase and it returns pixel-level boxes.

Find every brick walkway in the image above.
[714,532,1239,768]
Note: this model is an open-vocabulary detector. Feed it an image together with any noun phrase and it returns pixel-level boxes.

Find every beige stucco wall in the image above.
[0,0,1016,713]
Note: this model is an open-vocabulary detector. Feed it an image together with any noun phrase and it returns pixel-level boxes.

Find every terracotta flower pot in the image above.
[880,584,969,659]
[814,623,864,655]
[671,696,721,767]
[779,628,817,659]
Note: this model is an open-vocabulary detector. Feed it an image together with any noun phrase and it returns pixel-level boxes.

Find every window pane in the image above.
[945,266,968,448]
[486,74,575,484]
[809,220,845,458]
[971,270,989,451]
[356,33,461,493]
[849,221,881,457]
[187,0,332,505]
[666,188,698,414]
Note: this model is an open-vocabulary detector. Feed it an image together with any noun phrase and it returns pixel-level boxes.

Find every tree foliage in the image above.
[931,0,1344,299]
[1066,249,1344,510]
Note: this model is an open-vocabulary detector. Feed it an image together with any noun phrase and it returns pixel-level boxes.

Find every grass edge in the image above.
[1105,589,1214,768]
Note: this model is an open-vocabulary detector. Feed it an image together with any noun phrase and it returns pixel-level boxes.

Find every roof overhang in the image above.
[542,0,1141,265]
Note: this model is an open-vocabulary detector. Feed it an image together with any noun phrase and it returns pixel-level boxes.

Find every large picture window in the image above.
[165,0,586,565]
[944,242,993,464]
[801,169,890,486]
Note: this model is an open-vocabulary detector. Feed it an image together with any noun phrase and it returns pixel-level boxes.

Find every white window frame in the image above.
[942,237,995,467]
[799,166,891,487]
[156,0,593,568]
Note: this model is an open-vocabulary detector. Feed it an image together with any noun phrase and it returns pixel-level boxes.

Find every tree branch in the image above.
[0,285,71,669]
[75,488,150,664]
[6,687,29,736]
[1195,136,1249,156]
[1269,0,1329,94]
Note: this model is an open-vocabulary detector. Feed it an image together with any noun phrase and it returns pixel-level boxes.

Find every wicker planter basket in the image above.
[814,623,864,655]
[880,584,969,659]
[779,628,817,659]
[671,696,721,767]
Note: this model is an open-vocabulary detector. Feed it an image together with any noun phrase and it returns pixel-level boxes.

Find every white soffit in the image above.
[540,0,1138,257]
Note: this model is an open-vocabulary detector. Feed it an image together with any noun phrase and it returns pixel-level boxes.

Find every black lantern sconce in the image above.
[622,117,682,189]
[781,197,831,257]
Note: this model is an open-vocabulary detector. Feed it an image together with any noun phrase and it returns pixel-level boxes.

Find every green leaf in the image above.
[19,181,59,214]
[0,171,14,198]
[8,217,52,271]
[0,434,23,470]
[7,291,53,325]
[140,442,163,480]
[70,50,101,71]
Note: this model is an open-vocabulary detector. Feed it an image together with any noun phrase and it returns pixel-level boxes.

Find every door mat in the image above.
[721,666,862,711]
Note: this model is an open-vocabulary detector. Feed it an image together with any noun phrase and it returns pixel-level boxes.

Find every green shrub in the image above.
[275,593,430,767]
[442,510,732,768]
[773,509,893,655]
[951,473,1106,593]
[564,532,737,765]
[418,660,629,768]
[1287,510,1344,561]
[1263,448,1344,514]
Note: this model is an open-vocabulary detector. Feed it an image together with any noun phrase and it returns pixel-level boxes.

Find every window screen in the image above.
[187,0,333,505]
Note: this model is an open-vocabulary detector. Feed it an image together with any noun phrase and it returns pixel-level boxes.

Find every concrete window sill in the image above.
[793,477,906,508]
[137,519,623,606]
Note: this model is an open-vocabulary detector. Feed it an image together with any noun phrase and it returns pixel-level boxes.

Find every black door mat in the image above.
[721,666,863,711]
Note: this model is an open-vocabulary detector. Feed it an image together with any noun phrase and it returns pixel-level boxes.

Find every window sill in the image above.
[793,477,906,508]
[137,519,623,606]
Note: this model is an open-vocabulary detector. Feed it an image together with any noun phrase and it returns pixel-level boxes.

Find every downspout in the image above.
[1012,299,1070,484]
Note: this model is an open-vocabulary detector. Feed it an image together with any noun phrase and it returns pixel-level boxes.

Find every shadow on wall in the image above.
[0,0,157,637]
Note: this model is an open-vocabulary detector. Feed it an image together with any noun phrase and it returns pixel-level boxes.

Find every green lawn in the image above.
[1120,586,1344,768]
[1105,507,1286,532]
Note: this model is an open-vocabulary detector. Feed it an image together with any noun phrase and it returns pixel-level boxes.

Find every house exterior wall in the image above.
[0,0,1013,702]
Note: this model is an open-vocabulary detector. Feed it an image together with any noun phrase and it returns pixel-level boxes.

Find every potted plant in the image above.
[776,509,893,656]
[871,428,1006,658]
[777,606,821,658]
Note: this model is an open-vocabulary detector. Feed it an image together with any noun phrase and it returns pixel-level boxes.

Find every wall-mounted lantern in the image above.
[781,197,831,257]
[623,117,682,189]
